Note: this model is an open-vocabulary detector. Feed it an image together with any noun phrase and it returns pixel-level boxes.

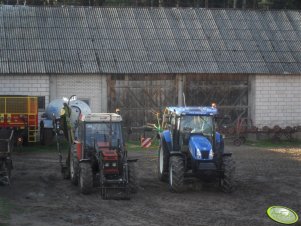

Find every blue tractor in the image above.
[158,106,235,193]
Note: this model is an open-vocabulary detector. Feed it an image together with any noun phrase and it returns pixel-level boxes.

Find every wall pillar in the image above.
[177,75,185,107]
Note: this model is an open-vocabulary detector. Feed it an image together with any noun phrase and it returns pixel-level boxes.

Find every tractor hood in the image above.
[189,135,213,160]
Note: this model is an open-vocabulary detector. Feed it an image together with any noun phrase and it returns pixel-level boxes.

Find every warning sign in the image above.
[141,137,152,148]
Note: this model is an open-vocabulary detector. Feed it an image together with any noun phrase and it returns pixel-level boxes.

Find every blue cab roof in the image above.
[166,106,218,116]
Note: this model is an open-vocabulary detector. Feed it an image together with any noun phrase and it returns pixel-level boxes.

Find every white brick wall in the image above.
[0,74,50,109]
[0,75,50,140]
[251,75,301,128]
[50,74,107,112]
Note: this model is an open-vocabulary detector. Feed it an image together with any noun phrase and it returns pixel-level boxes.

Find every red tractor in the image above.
[66,113,138,199]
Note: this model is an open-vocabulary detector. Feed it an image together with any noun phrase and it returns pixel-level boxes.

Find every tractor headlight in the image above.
[196,148,202,159]
[209,149,214,159]
[112,162,117,167]
[104,162,110,168]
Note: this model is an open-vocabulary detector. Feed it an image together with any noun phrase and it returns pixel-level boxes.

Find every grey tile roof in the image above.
[1,6,301,74]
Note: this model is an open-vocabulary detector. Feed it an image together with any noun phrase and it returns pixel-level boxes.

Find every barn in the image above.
[0,6,301,138]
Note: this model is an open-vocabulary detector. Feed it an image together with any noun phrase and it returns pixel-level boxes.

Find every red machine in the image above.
[59,112,138,199]
[0,96,38,145]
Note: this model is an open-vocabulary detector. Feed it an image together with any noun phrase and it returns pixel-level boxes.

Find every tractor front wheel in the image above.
[220,156,236,193]
[168,155,184,192]
[158,140,169,182]
[79,162,93,194]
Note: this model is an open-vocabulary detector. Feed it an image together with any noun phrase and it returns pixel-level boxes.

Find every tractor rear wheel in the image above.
[220,156,236,193]
[0,159,12,185]
[158,140,169,182]
[79,162,93,194]
[168,155,184,192]
[70,148,79,185]
[128,162,138,193]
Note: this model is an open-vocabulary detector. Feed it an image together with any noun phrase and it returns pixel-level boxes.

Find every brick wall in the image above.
[250,75,301,128]
[0,75,50,141]
[50,74,107,112]
[0,75,49,102]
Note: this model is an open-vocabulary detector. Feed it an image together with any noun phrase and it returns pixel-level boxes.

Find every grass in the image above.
[245,139,301,148]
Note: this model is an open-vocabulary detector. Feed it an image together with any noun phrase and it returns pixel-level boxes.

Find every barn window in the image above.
[38,96,45,110]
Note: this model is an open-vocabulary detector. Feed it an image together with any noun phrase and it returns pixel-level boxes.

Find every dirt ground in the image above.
[0,144,300,226]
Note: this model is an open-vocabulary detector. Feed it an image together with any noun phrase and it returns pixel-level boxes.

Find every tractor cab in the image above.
[81,116,124,152]
[76,113,125,176]
[180,114,213,135]
[163,107,220,158]
[69,113,137,199]
[179,114,214,149]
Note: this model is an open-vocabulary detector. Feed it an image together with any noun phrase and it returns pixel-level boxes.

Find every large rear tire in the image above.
[158,139,169,182]
[0,159,11,185]
[70,147,79,185]
[169,156,184,192]
[79,162,93,194]
[128,162,138,193]
[220,156,236,193]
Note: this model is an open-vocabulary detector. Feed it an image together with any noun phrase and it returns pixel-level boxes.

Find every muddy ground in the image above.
[0,144,300,226]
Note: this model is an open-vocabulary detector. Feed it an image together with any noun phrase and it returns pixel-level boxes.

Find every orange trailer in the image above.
[0,96,38,144]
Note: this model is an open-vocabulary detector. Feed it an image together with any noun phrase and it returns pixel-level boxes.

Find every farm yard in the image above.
[0,4,301,226]
[0,143,300,226]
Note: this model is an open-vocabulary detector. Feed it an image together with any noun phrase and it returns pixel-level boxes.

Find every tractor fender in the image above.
[161,130,172,152]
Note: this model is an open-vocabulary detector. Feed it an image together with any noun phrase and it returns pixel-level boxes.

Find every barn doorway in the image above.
[108,74,177,134]
[108,74,248,139]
